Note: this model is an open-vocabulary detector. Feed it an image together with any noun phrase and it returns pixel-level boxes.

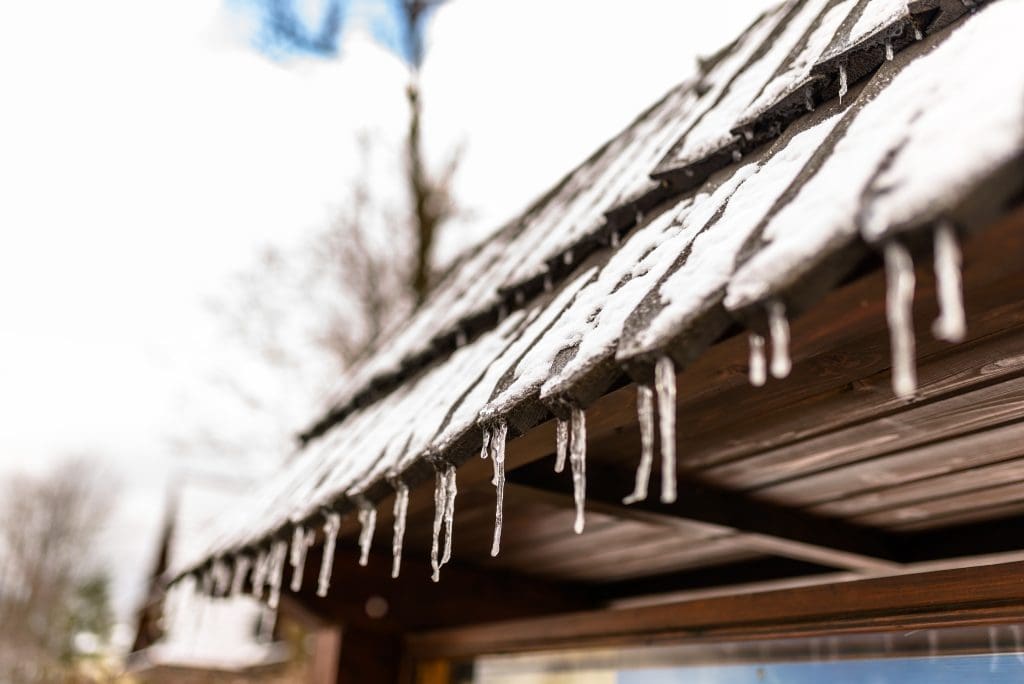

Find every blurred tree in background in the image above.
[189,0,459,471]
[0,460,114,682]
[221,0,456,372]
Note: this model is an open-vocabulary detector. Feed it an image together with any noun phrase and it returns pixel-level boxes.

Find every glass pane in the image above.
[468,624,1024,684]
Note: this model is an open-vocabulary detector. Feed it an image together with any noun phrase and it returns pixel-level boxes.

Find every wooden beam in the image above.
[595,557,840,602]
[406,559,1024,659]
[506,460,900,572]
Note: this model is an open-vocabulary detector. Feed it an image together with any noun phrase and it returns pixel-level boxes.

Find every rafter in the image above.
[506,460,901,572]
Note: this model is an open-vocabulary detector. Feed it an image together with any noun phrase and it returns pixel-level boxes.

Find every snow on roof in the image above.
[176,0,1024,588]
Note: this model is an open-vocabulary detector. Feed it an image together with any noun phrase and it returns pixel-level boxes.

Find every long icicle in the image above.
[356,498,377,567]
[212,559,231,596]
[442,464,458,565]
[251,549,270,600]
[230,555,251,597]
[838,63,848,103]
[554,417,569,473]
[569,406,587,533]
[655,356,678,504]
[885,242,918,399]
[767,300,792,379]
[266,540,288,611]
[932,221,966,342]
[390,480,410,579]
[490,420,508,556]
[316,511,341,598]
[623,385,655,504]
[289,525,313,593]
[748,334,767,387]
[430,468,445,582]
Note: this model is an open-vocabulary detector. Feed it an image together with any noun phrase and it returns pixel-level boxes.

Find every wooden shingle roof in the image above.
[175,0,1024,598]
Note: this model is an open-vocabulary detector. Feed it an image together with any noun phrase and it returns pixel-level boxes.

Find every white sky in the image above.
[0,0,764,626]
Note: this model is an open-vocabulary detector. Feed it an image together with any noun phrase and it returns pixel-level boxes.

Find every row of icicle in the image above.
[185,223,967,634]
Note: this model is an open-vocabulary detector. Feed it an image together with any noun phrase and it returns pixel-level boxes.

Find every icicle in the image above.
[200,567,214,598]
[610,230,621,248]
[430,469,445,582]
[554,417,569,473]
[623,384,655,504]
[289,525,313,593]
[316,511,341,598]
[543,272,553,292]
[885,242,918,399]
[731,149,742,163]
[563,249,574,266]
[212,559,231,596]
[655,356,678,504]
[1010,624,1024,663]
[266,540,288,610]
[990,626,1000,672]
[885,36,894,61]
[569,406,587,533]
[635,210,645,226]
[456,329,467,347]
[230,555,251,597]
[441,465,458,564]
[804,86,815,112]
[913,22,923,41]
[838,63,848,103]
[356,497,377,567]
[932,222,966,342]
[928,630,939,659]
[490,420,508,556]
[743,129,754,142]
[479,426,491,459]
[767,300,792,379]
[251,549,270,600]
[748,333,767,387]
[390,480,409,579]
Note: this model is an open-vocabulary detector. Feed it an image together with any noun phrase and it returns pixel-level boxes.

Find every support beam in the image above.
[595,557,841,602]
[506,460,901,572]
[407,559,1024,660]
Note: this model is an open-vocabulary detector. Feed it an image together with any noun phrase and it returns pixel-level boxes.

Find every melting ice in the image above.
[655,356,677,504]
[317,512,341,598]
[490,421,508,556]
[748,333,767,387]
[885,242,918,399]
[569,406,587,533]
[391,481,410,579]
[356,498,377,567]
[932,222,966,343]
[623,384,655,504]
[767,300,791,379]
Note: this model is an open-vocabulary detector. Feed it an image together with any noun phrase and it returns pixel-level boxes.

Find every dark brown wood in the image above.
[289,545,598,635]
[335,627,402,683]
[507,459,899,572]
[595,557,839,601]
[406,559,1024,659]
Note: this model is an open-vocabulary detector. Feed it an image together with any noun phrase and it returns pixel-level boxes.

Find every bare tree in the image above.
[219,0,458,374]
[0,460,113,682]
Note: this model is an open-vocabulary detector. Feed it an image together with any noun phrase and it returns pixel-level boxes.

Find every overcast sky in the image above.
[0,0,764,627]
